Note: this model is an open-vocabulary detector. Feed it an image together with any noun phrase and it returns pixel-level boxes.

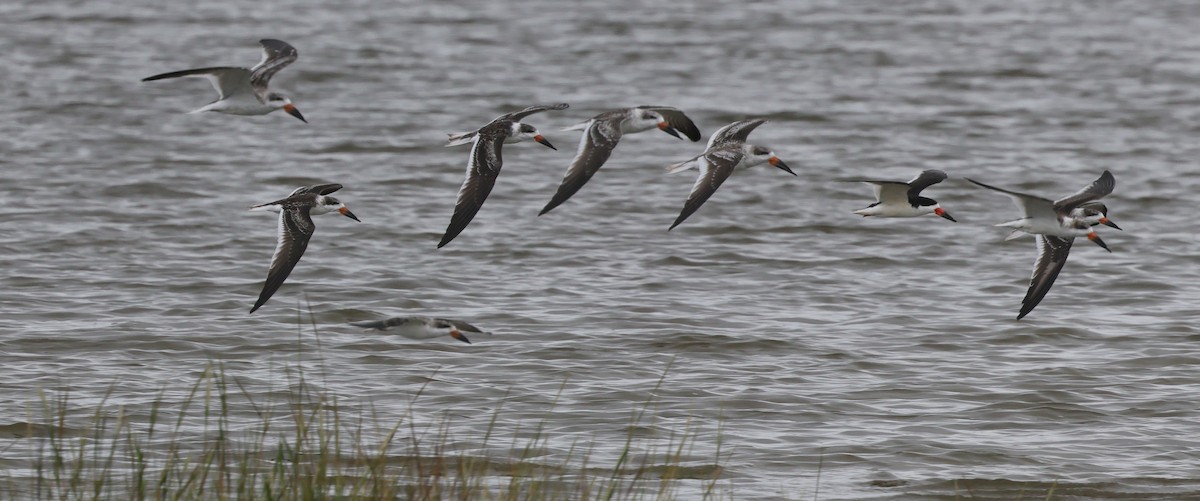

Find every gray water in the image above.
[3,0,1200,498]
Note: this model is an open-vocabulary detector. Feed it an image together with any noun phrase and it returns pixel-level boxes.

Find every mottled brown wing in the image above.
[250,203,314,313]
[539,118,622,215]
[438,133,504,248]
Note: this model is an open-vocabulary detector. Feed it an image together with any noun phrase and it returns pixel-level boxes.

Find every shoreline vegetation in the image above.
[1,345,729,500]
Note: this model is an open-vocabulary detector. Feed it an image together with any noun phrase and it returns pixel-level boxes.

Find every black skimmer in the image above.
[143,39,307,122]
[967,170,1118,319]
[438,103,568,248]
[350,316,490,344]
[248,184,359,313]
[665,119,794,230]
[839,169,956,221]
[539,106,701,215]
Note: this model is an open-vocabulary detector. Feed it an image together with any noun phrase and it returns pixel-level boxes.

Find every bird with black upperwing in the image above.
[539,106,701,215]
[967,170,1119,319]
[665,119,794,230]
[248,184,360,314]
[438,103,568,248]
[838,169,956,222]
[350,316,490,344]
[142,39,307,122]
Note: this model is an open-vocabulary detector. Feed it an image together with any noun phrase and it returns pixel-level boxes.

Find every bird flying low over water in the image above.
[248,184,360,314]
[665,119,794,230]
[539,106,702,215]
[838,169,956,222]
[438,103,569,248]
[142,39,307,122]
[350,316,490,344]
[967,170,1118,320]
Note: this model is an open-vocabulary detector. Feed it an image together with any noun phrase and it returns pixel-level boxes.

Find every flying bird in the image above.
[539,106,701,215]
[438,103,568,248]
[967,170,1118,319]
[665,119,794,230]
[248,184,360,313]
[143,39,307,122]
[350,316,490,344]
[838,169,956,221]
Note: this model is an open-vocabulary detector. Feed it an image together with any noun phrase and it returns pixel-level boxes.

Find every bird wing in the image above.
[837,177,910,205]
[1053,170,1115,213]
[495,102,570,123]
[905,169,948,201]
[539,118,622,215]
[288,183,344,197]
[142,67,253,101]
[442,318,488,334]
[1018,235,1074,319]
[639,106,703,141]
[438,132,504,248]
[966,178,1057,220]
[250,202,315,313]
[249,39,298,93]
[669,147,742,230]
[706,119,766,149]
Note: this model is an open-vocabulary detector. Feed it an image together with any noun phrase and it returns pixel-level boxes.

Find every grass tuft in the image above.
[2,359,728,501]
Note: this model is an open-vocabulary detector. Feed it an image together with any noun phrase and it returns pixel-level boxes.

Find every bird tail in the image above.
[665,158,698,174]
[249,201,283,213]
[446,131,476,146]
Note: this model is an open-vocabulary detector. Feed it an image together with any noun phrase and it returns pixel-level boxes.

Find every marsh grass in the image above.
[0,349,728,500]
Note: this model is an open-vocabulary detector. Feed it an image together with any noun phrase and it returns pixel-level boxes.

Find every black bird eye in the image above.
[520,124,536,133]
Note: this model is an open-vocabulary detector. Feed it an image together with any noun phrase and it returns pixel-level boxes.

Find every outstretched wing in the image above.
[441,318,489,334]
[706,119,766,149]
[966,178,1057,220]
[539,118,622,215]
[142,67,253,101]
[905,170,948,201]
[1018,235,1074,320]
[250,39,298,92]
[639,106,702,141]
[1053,170,1115,213]
[837,177,909,205]
[288,183,343,197]
[438,133,504,248]
[251,203,315,313]
[669,147,742,230]
[496,102,569,123]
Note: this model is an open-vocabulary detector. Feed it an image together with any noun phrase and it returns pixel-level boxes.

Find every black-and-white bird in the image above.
[142,39,307,122]
[665,119,794,230]
[248,184,360,314]
[967,170,1118,319]
[838,169,956,221]
[350,316,490,344]
[438,103,568,248]
[539,106,701,215]
[1073,201,1122,230]
[1000,200,1122,241]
